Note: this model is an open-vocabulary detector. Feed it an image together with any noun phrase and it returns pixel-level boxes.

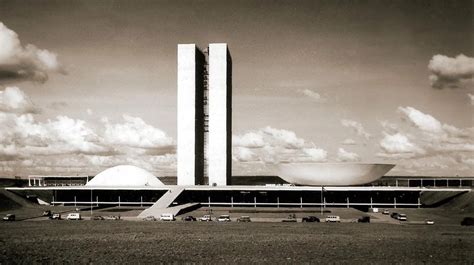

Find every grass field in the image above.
[1,221,473,264]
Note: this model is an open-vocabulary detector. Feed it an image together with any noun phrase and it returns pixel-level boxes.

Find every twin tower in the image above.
[177,43,232,186]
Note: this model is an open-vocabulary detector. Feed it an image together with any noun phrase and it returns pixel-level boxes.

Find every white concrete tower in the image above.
[208,43,232,186]
[177,44,205,185]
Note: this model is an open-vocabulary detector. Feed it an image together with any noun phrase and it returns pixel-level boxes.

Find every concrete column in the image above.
[346,197,349,208]
[394,197,397,208]
[28,177,31,187]
[300,197,303,208]
[254,196,256,208]
[231,196,233,208]
[277,197,279,208]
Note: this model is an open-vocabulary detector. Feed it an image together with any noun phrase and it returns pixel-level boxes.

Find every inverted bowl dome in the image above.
[277,163,395,186]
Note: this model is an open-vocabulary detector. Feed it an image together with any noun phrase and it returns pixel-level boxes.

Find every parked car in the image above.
[390,212,399,219]
[325,215,341,223]
[160,213,175,221]
[217,215,231,222]
[104,215,121,220]
[143,216,156,221]
[66,213,81,220]
[199,215,213,222]
[397,213,407,221]
[182,215,197,221]
[3,214,15,221]
[282,214,297,222]
[425,219,435,225]
[358,216,370,223]
[382,209,390,215]
[42,210,52,217]
[302,216,320,222]
[50,213,61,220]
[237,216,251,222]
[91,215,105,220]
[461,217,474,226]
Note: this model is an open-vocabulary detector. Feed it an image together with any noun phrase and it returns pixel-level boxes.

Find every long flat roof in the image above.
[5,185,471,192]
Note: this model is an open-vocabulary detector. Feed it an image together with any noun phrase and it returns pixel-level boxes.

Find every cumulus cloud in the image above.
[301,89,325,102]
[0,113,106,159]
[302,147,327,162]
[233,131,265,148]
[379,132,425,155]
[398,106,443,133]
[428,54,474,89]
[102,114,174,149]
[233,147,256,162]
[378,106,474,173]
[336,148,360,162]
[341,138,356,145]
[0,22,65,83]
[341,119,371,139]
[0,86,38,113]
[233,127,327,164]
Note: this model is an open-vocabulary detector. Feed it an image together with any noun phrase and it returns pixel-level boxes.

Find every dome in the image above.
[86,165,164,187]
[277,163,395,186]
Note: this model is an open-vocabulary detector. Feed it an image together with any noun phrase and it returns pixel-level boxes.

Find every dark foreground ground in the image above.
[1,221,472,264]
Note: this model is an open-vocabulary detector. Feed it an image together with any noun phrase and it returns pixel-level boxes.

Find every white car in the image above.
[199,215,213,222]
[397,214,407,221]
[325,215,341,223]
[217,215,231,222]
[160,213,175,221]
[66,213,81,220]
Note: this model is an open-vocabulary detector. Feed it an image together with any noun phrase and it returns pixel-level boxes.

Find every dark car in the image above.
[182,216,197,221]
[461,217,474,226]
[237,216,251,222]
[282,214,297,222]
[390,212,399,219]
[302,216,320,222]
[91,216,105,220]
[358,216,370,223]
[3,214,15,221]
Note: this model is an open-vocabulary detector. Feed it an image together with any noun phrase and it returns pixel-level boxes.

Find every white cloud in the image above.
[102,114,174,149]
[341,138,356,145]
[0,86,38,113]
[336,148,360,162]
[398,106,443,133]
[379,132,425,155]
[378,106,473,174]
[302,147,327,162]
[301,89,325,102]
[233,127,327,164]
[233,147,256,162]
[0,22,65,83]
[468,94,474,105]
[428,54,474,88]
[262,126,305,149]
[233,132,265,148]
[341,119,371,139]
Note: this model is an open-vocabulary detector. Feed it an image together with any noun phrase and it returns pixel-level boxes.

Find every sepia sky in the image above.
[0,0,472,177]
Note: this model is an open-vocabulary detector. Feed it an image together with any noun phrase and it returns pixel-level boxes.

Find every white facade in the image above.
[208,43,231,186]
[177,44,198,185]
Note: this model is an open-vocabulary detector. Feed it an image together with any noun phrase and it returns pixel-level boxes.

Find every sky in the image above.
[0,0,472,177]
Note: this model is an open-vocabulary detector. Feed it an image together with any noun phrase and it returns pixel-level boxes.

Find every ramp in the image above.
[138,187,186,218]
